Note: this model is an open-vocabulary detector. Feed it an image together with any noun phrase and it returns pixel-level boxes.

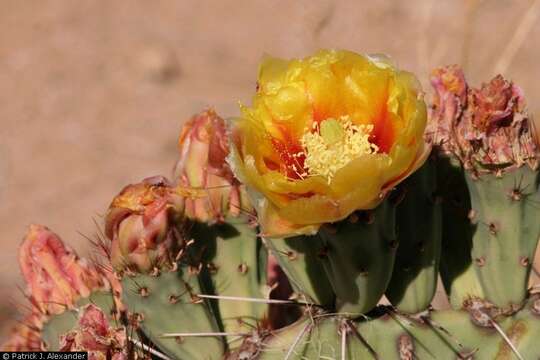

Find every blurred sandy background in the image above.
[1,0,539,336]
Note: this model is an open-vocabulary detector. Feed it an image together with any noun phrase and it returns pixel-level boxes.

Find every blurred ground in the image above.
[1,0,539,338]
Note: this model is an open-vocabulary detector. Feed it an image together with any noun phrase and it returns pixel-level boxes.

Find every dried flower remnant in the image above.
[59,304,127,360]
[19,225,106,315]
[429,65,539,175]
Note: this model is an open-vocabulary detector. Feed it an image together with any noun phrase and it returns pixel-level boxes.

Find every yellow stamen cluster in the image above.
[300,117,378,184]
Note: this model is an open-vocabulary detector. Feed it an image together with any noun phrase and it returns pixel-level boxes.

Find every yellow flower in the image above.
[229,50,428,237]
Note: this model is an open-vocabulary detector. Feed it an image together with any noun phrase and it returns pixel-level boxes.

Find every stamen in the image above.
[298,116,378,184]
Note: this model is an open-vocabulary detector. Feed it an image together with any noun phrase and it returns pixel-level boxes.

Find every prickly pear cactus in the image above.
[429,65,540,312]
[5,49,540,360]
[258,295,540,359]
[105,177,226,359]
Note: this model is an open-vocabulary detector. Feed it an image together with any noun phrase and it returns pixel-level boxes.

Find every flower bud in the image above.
[19,225,105,315]
[175,109,251,223]
[105,176,184,273]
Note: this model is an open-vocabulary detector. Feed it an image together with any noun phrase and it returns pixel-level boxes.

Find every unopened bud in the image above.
[105,176,184,273]
[174,109,251,223]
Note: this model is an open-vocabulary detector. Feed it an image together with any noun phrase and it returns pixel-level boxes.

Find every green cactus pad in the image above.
[318,200,397,314]
[258,316,374,359]
[437,156,485,308]
[466,166,540,310]
[260,313,469,359]
[264,235,335,307]
[121,270,224,360]
[260,300,540,359]
[386,158,442,313]
[189,215,269,343]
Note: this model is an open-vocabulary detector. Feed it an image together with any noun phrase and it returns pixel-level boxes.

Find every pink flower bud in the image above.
[175,109,251,223]
[105,176,184,273]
